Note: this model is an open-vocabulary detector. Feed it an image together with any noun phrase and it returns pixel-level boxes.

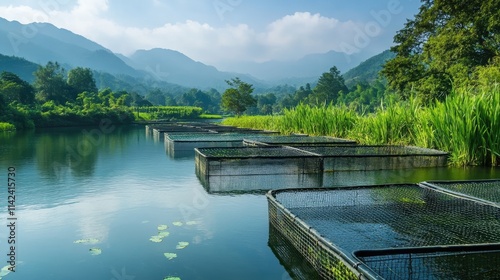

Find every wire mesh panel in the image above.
[354,244,500,280]
[297,145,448,171]
[267,184,500,279]
[195,146,323,176]
[243,135,356,147]
[422,179,500,206]
[165,133,246,159]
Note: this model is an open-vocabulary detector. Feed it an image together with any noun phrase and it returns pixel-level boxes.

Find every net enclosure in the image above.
[422,179,500,207]
[267,184,500,279]
[297,145,448,171]
[165,133,247,155]
[195,146,323,176]
[243,135,356,147]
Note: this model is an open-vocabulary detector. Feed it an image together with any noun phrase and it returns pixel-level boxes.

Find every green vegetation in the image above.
[133,106,203,121]
[0,122,16,131]
[221,78,257,116]
[222,87,500,166]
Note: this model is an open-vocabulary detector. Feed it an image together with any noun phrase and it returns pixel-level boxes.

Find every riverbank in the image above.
[222,89,499,167]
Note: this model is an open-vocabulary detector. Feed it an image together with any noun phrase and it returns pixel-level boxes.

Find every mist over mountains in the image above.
[0,17,378,91]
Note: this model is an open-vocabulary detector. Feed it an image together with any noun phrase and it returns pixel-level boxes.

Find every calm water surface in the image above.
[0,125,498,280]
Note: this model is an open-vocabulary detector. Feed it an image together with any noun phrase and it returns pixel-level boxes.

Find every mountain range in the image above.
[0,17,384,91]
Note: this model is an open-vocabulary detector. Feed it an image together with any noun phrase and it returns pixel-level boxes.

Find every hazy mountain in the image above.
[0,18,138,77]
[126,48,267,90]
[343,50,395,87]
[217,50,367,82]
[0,54,39,83]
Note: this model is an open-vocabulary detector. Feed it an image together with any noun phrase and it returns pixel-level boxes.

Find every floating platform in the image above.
[267,184,500,279]
[422,179,500,206]
[195,146,323,176]
[243,135,356,147]
[297,145,448,171]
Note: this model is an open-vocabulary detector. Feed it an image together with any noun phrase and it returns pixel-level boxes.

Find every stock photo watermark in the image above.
[340,0,404,62]
[213,0,243,21]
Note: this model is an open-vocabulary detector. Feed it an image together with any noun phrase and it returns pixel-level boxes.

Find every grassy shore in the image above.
[223,88,499,166]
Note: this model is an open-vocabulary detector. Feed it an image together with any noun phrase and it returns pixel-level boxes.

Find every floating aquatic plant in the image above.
[158,231,170,238]
[186,221,199,225]
[164,277,181,280]
[172,222,183,227]
[149,236,163,243]
[157,224,168,231]
[0,265,11,277]
[164,253,177,260]
[176,241,189,249]
[89,248,102,256]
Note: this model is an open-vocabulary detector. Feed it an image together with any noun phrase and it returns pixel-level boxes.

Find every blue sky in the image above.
[0,0,421,68]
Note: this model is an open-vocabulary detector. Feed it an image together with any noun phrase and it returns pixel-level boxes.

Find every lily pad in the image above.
[172,221,183,227]
[89,247,102,256]
[186,221,199,225]
[163,253,177,260]
[176,241,189,249]
[149,236,163,243]
[157,224,168,231]
[164,277,181,280]
[0,265,12,277]
[158,231,170,238]
[74,238,99,244]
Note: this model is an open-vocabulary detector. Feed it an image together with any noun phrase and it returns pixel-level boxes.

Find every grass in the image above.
[222,88,500,166]
[0,122,16,131]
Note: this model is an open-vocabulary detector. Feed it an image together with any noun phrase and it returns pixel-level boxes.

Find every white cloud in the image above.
[0,3,371,65]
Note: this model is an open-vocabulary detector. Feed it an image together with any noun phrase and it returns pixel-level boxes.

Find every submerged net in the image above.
[267,184,500,279]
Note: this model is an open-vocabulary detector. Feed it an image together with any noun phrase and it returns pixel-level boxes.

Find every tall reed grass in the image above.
[222,88,499,166]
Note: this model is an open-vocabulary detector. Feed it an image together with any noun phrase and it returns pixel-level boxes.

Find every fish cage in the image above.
[195,146,323,177]
[422,179,500,206]
[266,184,500,279]
[297,145,448,171]
[165,133,246,154]
[243,135,356,147]
[196,170,323,195]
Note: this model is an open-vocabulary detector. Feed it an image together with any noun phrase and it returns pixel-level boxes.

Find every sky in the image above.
[0,0,422,69]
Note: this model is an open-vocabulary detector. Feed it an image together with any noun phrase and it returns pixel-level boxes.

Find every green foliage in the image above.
[223,87,500,166]
[221,78,256,115]
[34,62,72,104]
[308,66,348,106]
[0,122,16,131]
[0,72,35,104]
[343,50,395,88]
[383,0,500,102]
[133,106,203,120]
[67,67,98,95]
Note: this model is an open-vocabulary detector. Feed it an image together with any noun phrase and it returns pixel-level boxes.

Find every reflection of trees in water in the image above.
[35,126,135,179]
[0,130,36,166]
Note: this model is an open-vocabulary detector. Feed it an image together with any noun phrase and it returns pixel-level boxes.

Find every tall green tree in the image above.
[308,66,348,106]
[382,0,500,102]
[67,67,98,97]
[0,72,35,104]
[34,62,71,104]
[221,77,256,116]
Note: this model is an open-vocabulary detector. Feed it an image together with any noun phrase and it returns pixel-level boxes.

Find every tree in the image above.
[382,0,500,102]
[221,78,256,116]
[308,66,348,106]
[67,67,98,97]
[34,62,71,104]
[0,72,35,104]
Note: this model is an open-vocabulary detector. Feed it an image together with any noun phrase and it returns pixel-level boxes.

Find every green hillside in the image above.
[0,54,39,83]
[343,50,395,88]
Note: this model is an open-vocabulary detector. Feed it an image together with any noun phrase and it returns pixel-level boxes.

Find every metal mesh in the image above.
[422,179,500,206]
[165,133,246,157]
[298,145,448,171]
[195,147,323,176]
[355,245,500,280]
[243,135,356,147]
[267,184,500,279]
